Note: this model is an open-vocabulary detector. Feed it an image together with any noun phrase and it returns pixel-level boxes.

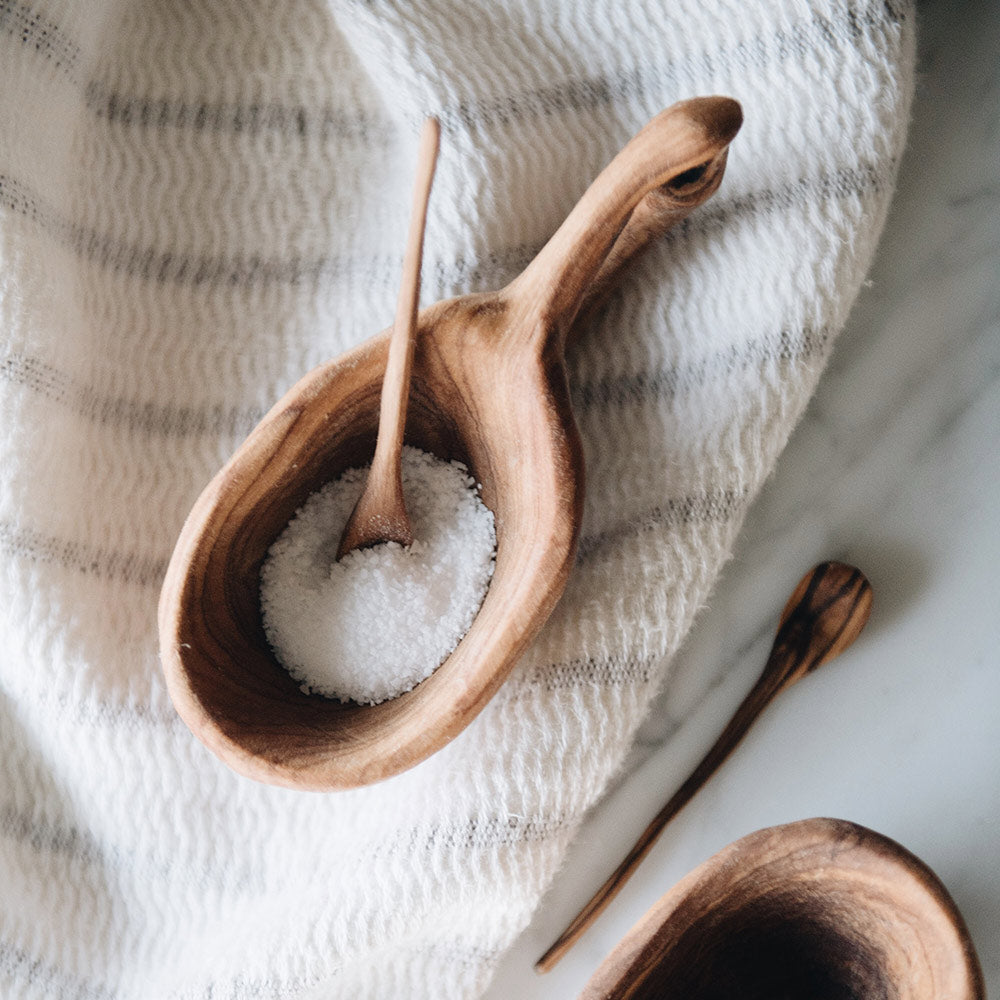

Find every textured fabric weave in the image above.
[1,1,914,997]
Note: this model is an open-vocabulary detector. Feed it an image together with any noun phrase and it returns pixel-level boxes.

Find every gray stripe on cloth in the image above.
[434,0,908,133]
[573,327,833,412]
[0,171,377,288]
[1,0,910,139]
[0,319,828,439]
[0,352,264,439]
[0,520,168,588]
[82,80,394,143]
[0,158,896,291]
[520,652,663,692]
[0,0,80,78]
[575,488,751,564]
[0,938,499,1000]
[0,804,107,863]
[0,480,745,591]
[0,797,569,904]
[0,943,113,1000]
[0,803,265,894]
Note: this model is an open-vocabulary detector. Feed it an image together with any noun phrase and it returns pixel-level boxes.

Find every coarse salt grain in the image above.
[259,445,496,705]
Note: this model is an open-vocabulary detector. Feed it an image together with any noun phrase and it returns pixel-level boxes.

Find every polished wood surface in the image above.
[158,97,743,790]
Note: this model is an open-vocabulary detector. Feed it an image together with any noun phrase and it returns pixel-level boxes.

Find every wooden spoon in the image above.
[577,817,985,1000]
[537,561,874,972]
[337,117,440,559]
[158,97,744,791]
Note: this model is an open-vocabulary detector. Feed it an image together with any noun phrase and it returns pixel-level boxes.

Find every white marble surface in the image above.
[484,0,1000,995]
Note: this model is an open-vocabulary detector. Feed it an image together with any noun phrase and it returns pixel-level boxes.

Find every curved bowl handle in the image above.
[507,96,742,344]
[572,144,731,328]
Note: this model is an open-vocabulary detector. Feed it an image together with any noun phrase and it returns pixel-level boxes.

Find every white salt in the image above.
[259,445,496,705]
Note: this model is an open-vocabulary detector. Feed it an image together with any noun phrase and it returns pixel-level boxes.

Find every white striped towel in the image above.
[0,1,914,996]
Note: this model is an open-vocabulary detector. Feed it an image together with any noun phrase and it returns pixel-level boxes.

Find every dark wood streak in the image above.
[536,562,873,973]
[773,561,874,683]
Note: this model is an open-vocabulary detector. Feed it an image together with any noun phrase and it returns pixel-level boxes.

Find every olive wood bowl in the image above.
[577,817,985,1000]
[159,97,743,790]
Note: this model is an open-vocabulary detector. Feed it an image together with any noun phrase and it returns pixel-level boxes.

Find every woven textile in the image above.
[1,1,914,996]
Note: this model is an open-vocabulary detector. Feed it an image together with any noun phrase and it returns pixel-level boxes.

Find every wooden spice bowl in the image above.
[158,98,743,790]
[577,817,985,1000]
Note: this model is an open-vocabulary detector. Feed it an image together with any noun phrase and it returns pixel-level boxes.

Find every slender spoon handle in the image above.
[376,117,441,480]
[535,562,873,973]
[337,117,440,558]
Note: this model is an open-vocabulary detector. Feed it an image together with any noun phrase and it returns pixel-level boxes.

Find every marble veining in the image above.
[484,0,1000,994]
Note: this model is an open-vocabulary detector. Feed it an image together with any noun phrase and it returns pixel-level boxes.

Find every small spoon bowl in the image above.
[578,818,985,1000]
[159,97,743,790]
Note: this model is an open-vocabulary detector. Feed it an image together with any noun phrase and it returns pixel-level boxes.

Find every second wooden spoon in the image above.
[536,561,874,972]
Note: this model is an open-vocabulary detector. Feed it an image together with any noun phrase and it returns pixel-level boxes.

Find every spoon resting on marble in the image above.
[535,561,874,973]
[337,117,440,559]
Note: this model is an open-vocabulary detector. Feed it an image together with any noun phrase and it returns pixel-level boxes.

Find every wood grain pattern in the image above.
[575,818,985,1000]
[536,562,873,972]
[158,97,743,790]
